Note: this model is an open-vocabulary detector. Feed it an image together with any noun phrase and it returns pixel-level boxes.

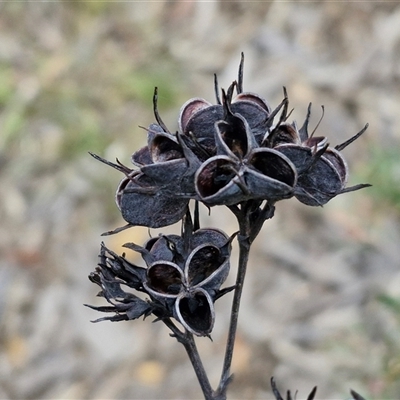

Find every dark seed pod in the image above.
[148,128,184,163]
[131,123,169,166]
[274,106,370,206]
[131,144,152,167]
[186,244,230,293]
[133,123,200,196]
[264,122,300,148]
[144,261,184,301]
[274,144,317,175]
[195,156,249,206]
[244,148,297,201]
[179,99,224,160]
[230,92,271,141]
[190,227,232,250]
[175,288,215,336]
[276,141,346,206]
[294,152,345,206]
[233,92,271,114]
[85,244,153,322]
[179,98,215,137]
[146,235,185,264]
[195,93,297,206]
[116,172,189,228]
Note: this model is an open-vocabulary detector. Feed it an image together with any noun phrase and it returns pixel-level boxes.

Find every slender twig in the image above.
[182,333,214,400]
[163,318,214,399]
[215,201,274,399]
[215,203,253,399]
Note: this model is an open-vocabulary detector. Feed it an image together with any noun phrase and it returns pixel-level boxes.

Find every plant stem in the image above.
[182,333,214,400]
[164,318,214,400]
[216,204,253,399]
[216,201,273,399]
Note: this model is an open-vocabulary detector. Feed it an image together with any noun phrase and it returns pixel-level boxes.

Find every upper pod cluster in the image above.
[91,54,369,229]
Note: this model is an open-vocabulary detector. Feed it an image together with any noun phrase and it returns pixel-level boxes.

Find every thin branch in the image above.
[216,204,252,399]
[216,200,273,399]
[180,331,214,400]
[162,275,214,400]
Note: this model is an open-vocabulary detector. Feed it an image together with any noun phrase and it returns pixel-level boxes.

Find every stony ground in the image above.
[1,2,400,399]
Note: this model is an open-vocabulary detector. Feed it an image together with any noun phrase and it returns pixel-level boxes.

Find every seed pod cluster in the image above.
[91,54,369,229]
[86,213,234,337]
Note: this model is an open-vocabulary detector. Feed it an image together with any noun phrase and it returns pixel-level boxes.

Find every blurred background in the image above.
[1,1,400,399]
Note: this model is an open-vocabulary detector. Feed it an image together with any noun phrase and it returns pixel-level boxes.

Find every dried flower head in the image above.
[90,54,369,232]
[87,212,234,337]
